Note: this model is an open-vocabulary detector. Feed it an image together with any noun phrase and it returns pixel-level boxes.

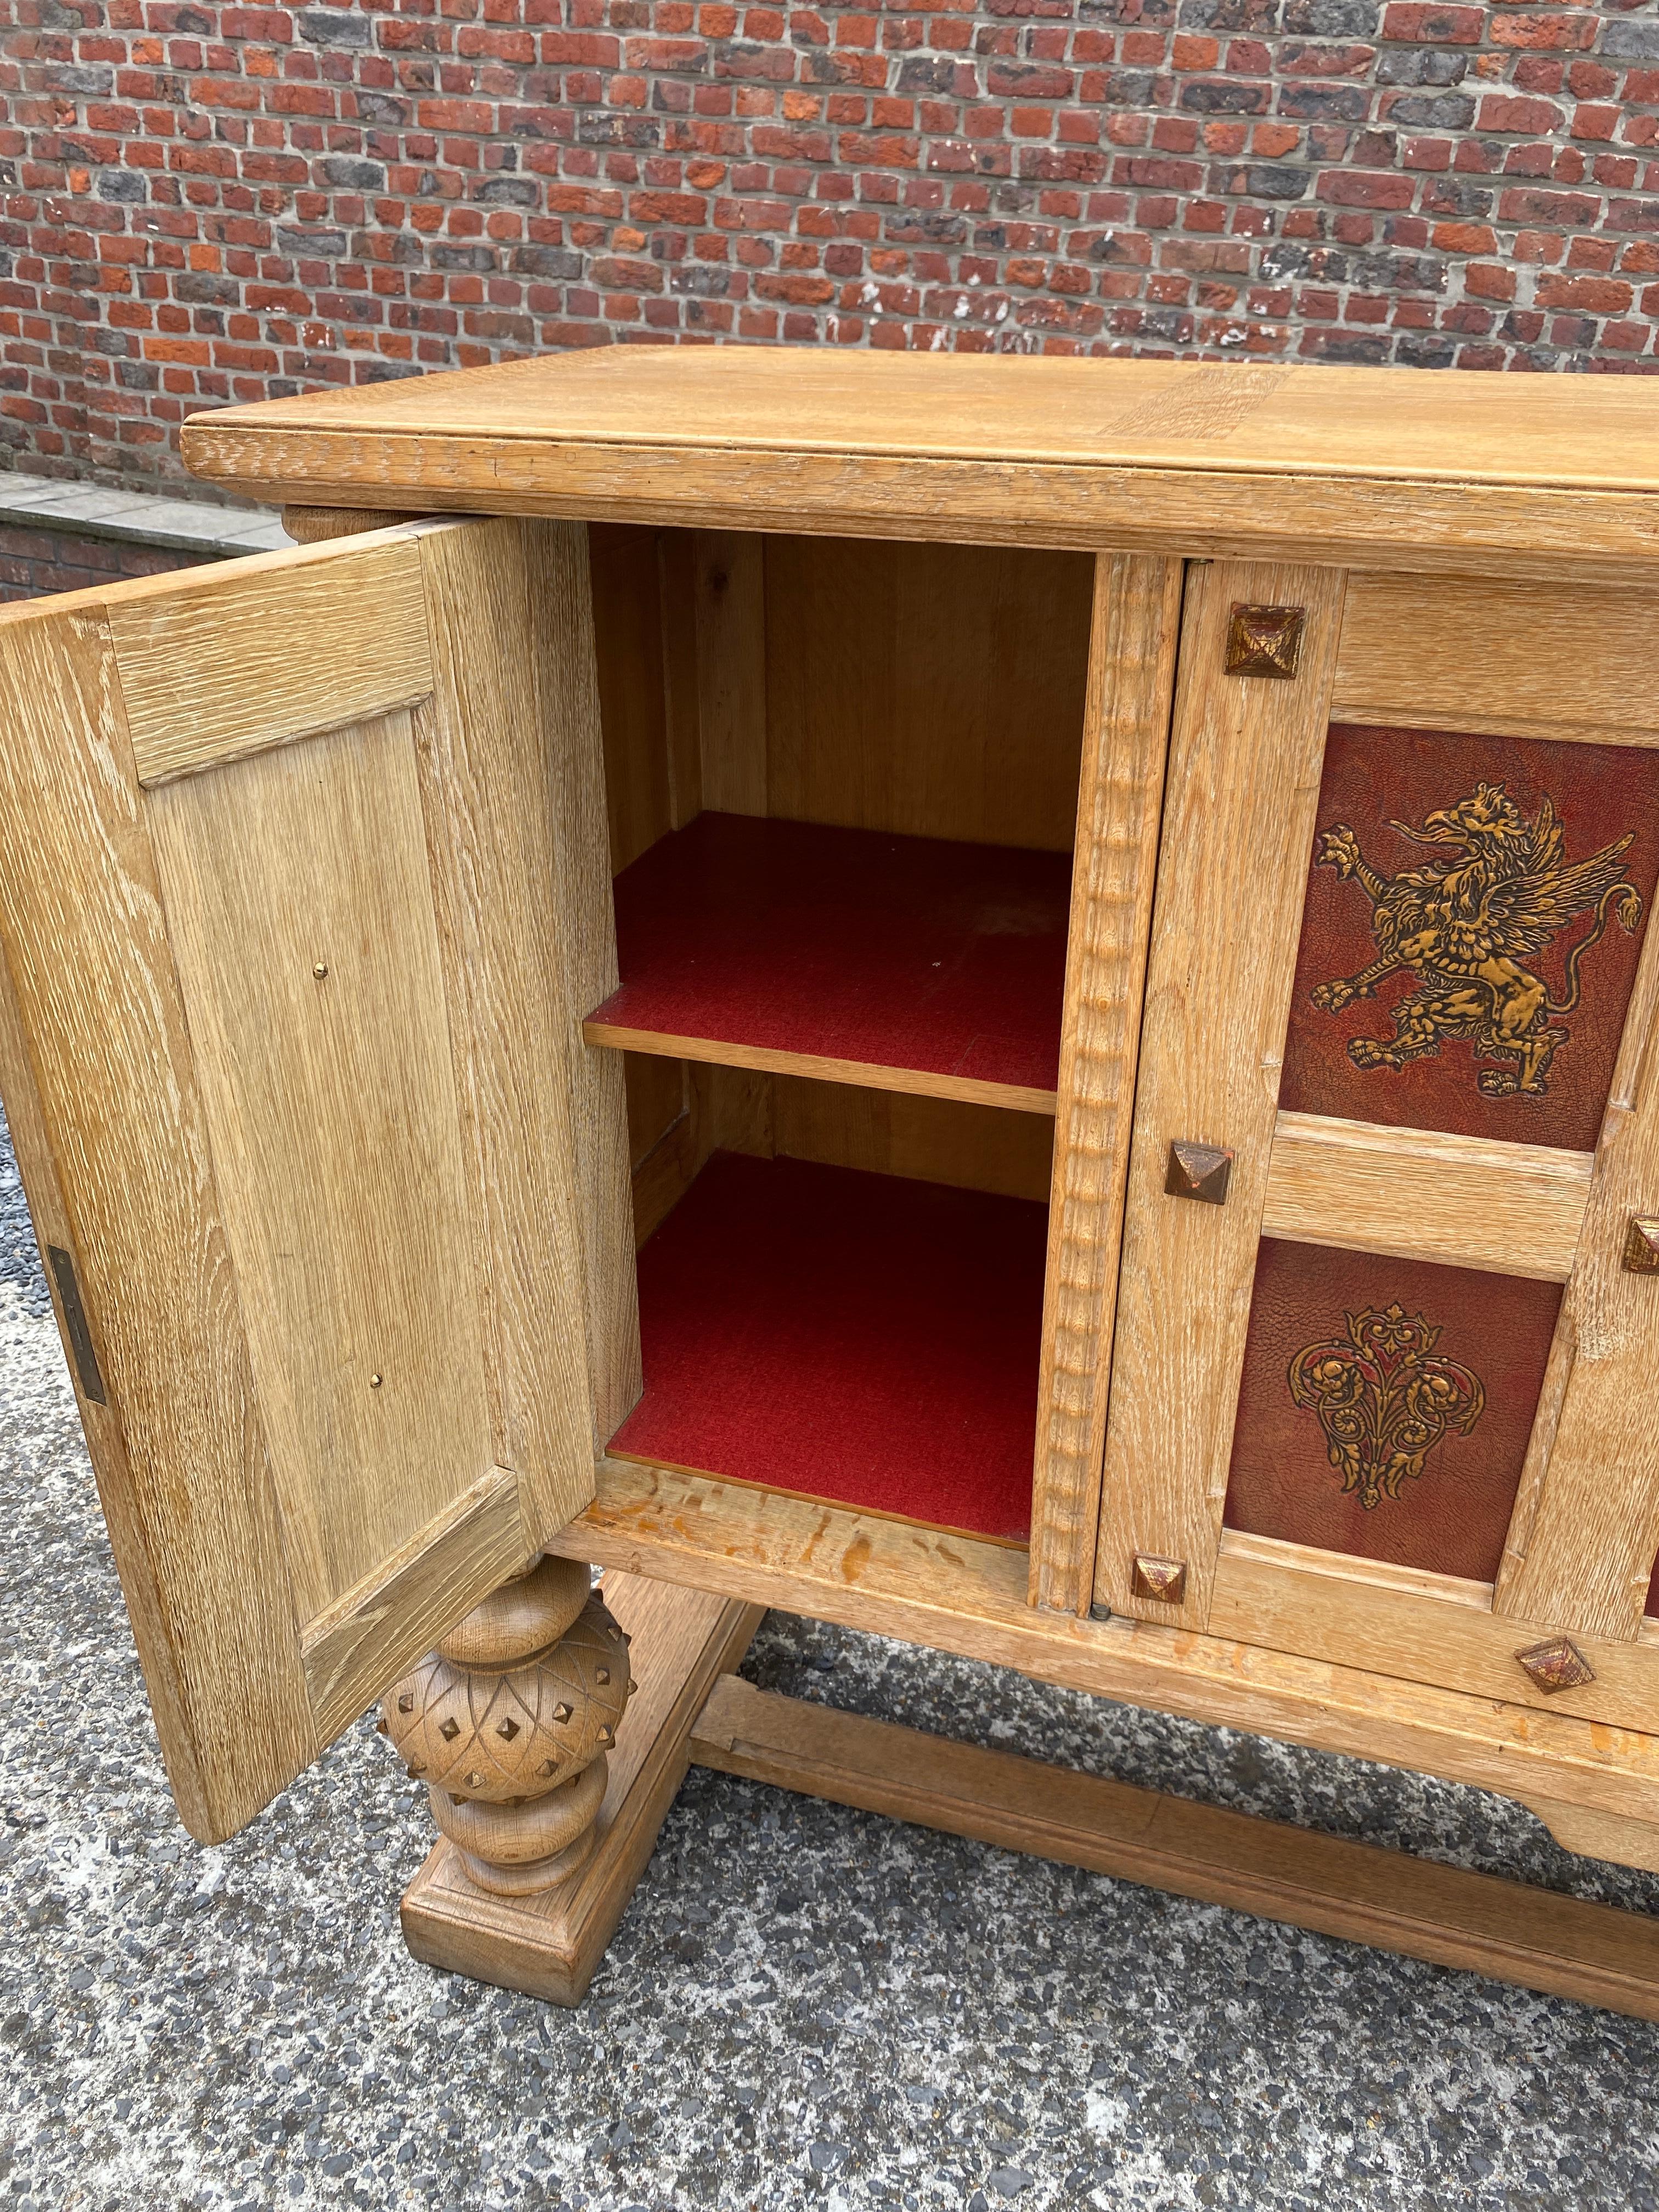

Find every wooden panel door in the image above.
[1093,563,1659,1728]
[0,519,636,1842]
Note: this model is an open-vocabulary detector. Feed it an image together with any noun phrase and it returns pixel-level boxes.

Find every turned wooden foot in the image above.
[388,1569,763,2004]
[381,1556,631,1898]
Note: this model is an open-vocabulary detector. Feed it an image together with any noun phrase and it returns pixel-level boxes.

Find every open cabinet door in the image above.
[0,518,637,1843]
[1093,558,1659,1736]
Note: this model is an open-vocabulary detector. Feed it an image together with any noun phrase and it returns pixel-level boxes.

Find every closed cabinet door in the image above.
[0,518,636,1842]
[1093,559,1659,1731]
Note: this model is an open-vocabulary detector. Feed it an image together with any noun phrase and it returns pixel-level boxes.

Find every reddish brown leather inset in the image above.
[1224,1239,1562,1583]
[1280,725,1659,1153]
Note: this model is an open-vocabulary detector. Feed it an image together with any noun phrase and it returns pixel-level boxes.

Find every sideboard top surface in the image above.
[182,348,1659,575]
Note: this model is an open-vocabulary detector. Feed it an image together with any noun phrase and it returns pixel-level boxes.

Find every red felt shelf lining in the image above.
[609,1150,1045,1544]
[585,812,1070,1104]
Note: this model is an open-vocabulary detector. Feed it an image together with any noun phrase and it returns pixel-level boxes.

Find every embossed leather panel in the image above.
[1224,1239,1563,1582]
[1280,724,1659,1153]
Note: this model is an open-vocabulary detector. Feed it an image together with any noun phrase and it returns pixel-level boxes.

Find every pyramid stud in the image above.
[495,1717,520,1741]
[405,1763,425,1780]
[374,1717,388,1736]
[1131,1553,1189,1606]
[1515,1636,1595,1694]
[1622,1216,1659,1274]
[397,1692,414,1716]
[597,1725,614,1748]
[1224,601,1305,680]
[438,1717,460,1742]
[537,1758,558,1779]
[595,1667,610,1686]
[1165,1141,1233,1206]
[552,1702,573,1724]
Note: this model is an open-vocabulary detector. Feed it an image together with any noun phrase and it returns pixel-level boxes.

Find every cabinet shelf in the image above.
[584,813,1069,1114]
[608,1150,1045,1543]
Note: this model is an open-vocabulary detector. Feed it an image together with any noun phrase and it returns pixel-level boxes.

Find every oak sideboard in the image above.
[6,349,1659,2016]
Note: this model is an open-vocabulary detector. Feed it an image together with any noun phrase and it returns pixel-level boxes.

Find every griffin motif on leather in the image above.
[1310,781,1643,1098]
[1288,1303,1486,1511]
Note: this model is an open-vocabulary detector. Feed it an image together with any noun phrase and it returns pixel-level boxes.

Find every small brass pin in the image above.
[369,1373,383,1390]
[312,962,329,979]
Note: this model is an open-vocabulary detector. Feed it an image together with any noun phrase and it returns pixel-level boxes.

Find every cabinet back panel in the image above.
[590,521,675,874]
[771,1074,1054,1204]
[763,537,1093,853]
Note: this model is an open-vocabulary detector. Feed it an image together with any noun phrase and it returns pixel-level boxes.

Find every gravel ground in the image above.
[3,1114,1659,2211]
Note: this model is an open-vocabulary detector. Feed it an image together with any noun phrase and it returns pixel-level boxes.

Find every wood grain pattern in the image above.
[763,535,1094,853]
[1333,573,1659,744]
[186,350,1659,486]
[412,518,609,1542]
[400,1573,764,2005]
[690,1673,1659,2021]
[657,529,703,830]
[147,709,493,1614]
[1526,1800,1659,1875]
[108,534,433,786]
[522,520,644,1447]
[182,352,1659,583]
[1028,552,1182,1617]
[771,1074,1054,1204]
[1093,560,1347,1631]
[0,936,215,1818]
[590,521,675,874]
[180,425,1659,585]
[693,531,767,816]
[549,1457,1659,1844]
[281,506,421,544]
[0,602,314,1843]
[583,1019,1058,1116]
[1495,884,1659,1641]
[301,1465,530,1743]
[1262,1111,1592,1283]
[1209,1531,1659,1735]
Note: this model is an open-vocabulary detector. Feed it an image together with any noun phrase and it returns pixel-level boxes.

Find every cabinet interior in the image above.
[586,524,1097,1543]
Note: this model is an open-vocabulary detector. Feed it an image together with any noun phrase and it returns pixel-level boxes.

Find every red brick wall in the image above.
[3,2,1657,490]
[0,520,207,600]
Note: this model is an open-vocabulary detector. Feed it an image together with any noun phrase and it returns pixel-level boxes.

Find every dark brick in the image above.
[176,273,241,306]
[1245,164,1313,197]
[476,178,539,206]
[298,9,372,47]
[319,157,386,189]
[1375,50,1465,87]
[1386,92,1475,128]
[1602,24,1659,64]
[512,245,583,278]
[1181,81,1273,114]
[1283,0,1378,31]
[1279,85,1370,121]
[278,228,350,255]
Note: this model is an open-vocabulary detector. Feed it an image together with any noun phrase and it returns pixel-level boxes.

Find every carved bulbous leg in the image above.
[380,1556,634,1898]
